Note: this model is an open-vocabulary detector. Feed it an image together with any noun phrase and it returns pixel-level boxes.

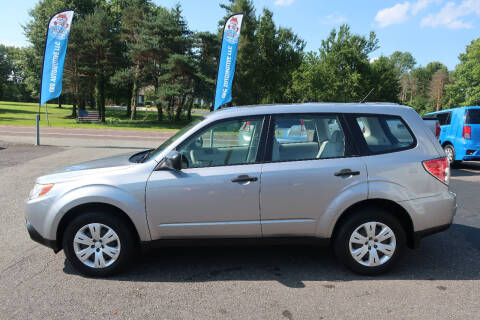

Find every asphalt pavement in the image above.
[0,132,478,320]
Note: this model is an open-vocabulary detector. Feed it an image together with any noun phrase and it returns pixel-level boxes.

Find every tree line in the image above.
[0,0,479,123]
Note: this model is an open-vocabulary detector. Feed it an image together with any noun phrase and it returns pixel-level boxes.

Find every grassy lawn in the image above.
[0,101,202,131]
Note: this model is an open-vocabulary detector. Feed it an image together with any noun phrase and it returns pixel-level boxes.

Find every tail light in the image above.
[241,121,251,132]
[463,126,471,139]
[423,157,449,184]
[435,122,441,138]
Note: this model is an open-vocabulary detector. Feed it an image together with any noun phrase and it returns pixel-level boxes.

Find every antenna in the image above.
[360,88,374,103]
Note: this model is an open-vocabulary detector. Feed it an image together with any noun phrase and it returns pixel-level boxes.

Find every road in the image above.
[0,125,175,148]
[0,136,478,319]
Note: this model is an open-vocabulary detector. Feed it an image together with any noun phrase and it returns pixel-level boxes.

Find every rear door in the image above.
[259,114,368,237]
[466,108,480,141]
[465,108,480,153]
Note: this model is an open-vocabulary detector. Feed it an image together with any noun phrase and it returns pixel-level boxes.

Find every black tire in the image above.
[443,144,461,167]
[333,207,406,276]
[63,211,136,277]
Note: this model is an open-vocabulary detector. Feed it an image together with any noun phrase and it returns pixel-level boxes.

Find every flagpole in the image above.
[45,103,50,127]
[38,10,74,142]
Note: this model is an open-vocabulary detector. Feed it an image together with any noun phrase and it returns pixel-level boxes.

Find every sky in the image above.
[1,0,479,70]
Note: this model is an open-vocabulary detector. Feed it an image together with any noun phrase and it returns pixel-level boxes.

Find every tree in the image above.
[369,56,400,102]
[390,51,416,74]
[115,1,156,120]
[429,69,449,111]
[79,8,119,122]
[155,5,196,121]
[445,38,480,107]
[289,24,379,103]
[191,31,220,111]
[0,45,13,100]
[256,9,305,104]
[23,0,100,103]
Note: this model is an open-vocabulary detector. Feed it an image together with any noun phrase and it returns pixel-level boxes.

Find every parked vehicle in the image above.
[26,103,456,277]
[424,106,480,164]
[238,118,308,145]
[422,118,441,139]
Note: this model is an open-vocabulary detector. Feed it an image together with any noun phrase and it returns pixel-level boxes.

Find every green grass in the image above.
[0,101,201,131]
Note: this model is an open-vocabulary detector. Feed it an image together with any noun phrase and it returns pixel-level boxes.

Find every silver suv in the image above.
[25,103,456,276]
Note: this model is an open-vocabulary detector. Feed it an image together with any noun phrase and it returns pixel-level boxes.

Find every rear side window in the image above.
[465,109,480,124]
[270,114,346,162]
[436,112,451,125]
[354,115,415,154]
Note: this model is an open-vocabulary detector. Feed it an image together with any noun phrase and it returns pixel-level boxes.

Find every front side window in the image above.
[355,115,415,154]
[270,115,346,162]
[177,117,264,168]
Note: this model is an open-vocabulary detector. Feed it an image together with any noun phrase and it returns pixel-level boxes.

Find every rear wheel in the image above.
[333,207,406,275]
[63,211,136,277]
[443,144,461,167]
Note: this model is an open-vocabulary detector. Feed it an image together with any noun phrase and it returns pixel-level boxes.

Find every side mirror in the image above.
[161,151,182,171]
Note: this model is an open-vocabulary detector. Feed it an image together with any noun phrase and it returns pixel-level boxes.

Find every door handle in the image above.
[334,169,360,177]
[231,175,258,183]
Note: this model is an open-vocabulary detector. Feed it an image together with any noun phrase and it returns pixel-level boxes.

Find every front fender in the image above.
[44,184,151,241]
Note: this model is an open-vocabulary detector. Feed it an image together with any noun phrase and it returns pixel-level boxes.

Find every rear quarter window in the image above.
[466,109,480,124]
[354,115,416,154]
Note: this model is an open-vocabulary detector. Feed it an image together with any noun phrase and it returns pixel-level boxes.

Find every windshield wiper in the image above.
[140,149,154,163]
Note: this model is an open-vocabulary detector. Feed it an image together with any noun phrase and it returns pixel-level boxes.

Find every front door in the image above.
[146,116,265,239]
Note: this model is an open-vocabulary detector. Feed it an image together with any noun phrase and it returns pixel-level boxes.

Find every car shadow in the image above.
[63,223,480,286]
[451,161,480,177]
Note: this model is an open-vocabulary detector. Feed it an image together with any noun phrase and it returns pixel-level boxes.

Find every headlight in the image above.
[29,183,54,200]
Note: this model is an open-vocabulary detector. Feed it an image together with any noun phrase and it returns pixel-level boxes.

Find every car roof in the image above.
[425,106,480,115]
[206,102,413,121]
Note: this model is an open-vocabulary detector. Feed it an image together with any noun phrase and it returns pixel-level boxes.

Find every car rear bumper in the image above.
[401,190,456,230]
[402,191,456,248]
[26,220,60,253]
[413,223,452,248]
[459,144,480,160]
[462,150,480,160]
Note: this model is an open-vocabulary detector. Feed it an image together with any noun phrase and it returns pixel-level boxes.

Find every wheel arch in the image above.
[441,141,453,148]
[56,202,141,251]
[331,199,415,249]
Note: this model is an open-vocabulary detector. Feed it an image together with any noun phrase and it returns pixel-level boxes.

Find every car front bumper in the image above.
[26,220,60,253]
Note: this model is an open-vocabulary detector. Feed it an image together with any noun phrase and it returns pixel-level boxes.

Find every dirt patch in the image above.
[0,141,64,169]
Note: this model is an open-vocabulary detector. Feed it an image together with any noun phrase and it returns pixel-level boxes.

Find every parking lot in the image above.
[0,136,478,319]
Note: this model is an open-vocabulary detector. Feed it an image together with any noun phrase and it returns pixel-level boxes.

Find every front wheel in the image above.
[333,208,406,275]
[63,211,135,277]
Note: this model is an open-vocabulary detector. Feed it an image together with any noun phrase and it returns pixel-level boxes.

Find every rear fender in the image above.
[315,180,368,238]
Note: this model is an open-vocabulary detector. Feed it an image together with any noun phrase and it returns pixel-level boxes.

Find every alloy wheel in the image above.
[348,221,396,267]
[73,223,121,268]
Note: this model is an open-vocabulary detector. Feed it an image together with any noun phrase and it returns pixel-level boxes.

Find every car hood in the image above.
[36,153,136,184]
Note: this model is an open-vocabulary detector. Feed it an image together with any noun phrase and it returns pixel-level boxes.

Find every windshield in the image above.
[143,117,204,162]
[466,109,480,124]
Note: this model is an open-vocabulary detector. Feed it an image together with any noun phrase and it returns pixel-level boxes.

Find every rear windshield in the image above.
[355,115,416,154]
[466,109,480,124]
